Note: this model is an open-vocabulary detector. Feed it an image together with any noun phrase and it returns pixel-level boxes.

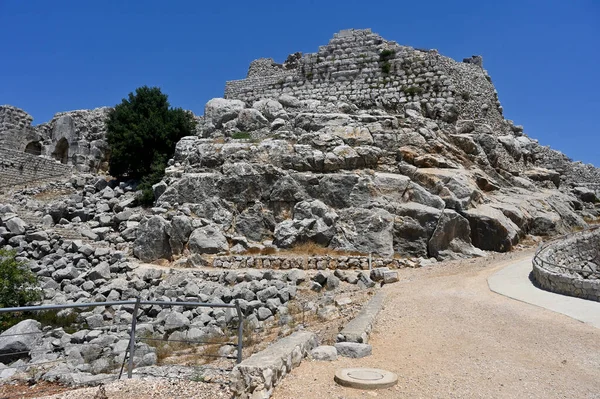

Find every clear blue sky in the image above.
[1,0,598,165]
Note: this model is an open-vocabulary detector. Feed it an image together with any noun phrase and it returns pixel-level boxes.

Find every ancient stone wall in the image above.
[212,255,415,270]
[225,29,507,132]
[0,105,110,173]
[0,147,73,188]
[532,228,600,302]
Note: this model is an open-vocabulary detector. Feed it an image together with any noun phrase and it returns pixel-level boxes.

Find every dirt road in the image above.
[273,250,600,399]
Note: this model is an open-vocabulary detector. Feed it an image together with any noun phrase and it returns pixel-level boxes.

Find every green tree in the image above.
[0,249,40,308]
[106,86,196,204]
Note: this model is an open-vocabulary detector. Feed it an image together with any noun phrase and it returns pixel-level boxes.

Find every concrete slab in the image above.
[334,368,398,390]
[488,257,600,329]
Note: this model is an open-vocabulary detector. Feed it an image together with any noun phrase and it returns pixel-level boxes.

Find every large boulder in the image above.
[428,209,484,259]
[133,216,172,262]
[204,98,245,127]
[274,200,338,248]
[0,320,41,362]
[391,203,441,257]
[252,99,287,121]
[462,205,521,252]
[235,203,274,242]
[188,224,228,254]
[330,207,394,256]
[237,109,269,131]
[4,217,27,235]
[167,215,193,255]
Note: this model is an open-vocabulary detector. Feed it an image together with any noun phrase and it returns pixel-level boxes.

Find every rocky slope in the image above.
[147,30,600,261]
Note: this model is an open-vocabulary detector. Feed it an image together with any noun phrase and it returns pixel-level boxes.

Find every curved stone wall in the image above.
[532,227,600,302]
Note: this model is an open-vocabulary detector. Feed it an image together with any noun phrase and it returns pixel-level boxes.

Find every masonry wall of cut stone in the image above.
[212,255,415,270]
[532,228,600,302]
[224,29,506,132]
[0,147,73,188]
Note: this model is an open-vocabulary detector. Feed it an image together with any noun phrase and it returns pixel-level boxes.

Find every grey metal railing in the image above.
[0,298,244,392]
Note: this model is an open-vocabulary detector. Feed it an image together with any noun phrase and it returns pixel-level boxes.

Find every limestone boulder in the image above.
[524,167,561,188]
[236,109,269,131]
[167,215,193,255]
[133,216,172,262]
[4,217,27,235]
[0,320,41,362]
[462,205,521,252]
[204,98,245,127]
[188,224,228,254]
[252,99,287,121]
[428,209,484,259]
[330,207,394,257]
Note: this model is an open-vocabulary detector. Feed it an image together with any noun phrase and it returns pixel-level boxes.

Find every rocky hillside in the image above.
[145,29,600,261]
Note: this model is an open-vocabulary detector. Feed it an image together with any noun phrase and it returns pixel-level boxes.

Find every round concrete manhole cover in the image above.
[334,368,398,390]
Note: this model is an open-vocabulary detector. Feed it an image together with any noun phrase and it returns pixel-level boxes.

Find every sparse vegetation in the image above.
[381,62,392,74]
[231,132,252,140]
[403,86,424,96]
[379,49,396,62]
[0,249,40,309]
[461,91,471,101]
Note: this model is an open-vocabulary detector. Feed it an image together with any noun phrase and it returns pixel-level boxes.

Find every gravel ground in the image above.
[37,377,231,399]
[273,250,600,399]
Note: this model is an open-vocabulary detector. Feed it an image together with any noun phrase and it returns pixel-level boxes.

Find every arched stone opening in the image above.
[24,141,42,156]
[52,138,69,164]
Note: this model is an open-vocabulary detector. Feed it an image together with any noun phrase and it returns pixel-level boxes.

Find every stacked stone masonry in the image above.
[532,227,600,302]
[212,255,413,270]
[0,147,73,189]
[225,29,506,132]
[0,105,110,173]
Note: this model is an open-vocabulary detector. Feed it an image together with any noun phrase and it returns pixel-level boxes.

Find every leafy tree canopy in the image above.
[0,249,40,308]
[106,86,196,203]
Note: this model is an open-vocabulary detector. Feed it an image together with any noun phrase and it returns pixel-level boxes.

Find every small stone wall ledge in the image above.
[231,331,318,398]
[337,291,385,344]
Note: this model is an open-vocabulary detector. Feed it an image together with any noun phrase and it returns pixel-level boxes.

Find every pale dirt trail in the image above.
[273,250,600,399]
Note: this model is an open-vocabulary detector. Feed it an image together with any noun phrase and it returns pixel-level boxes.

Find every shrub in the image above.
[0,249,40,309]
[381,62,392,74]
[106,86,197,205]
[379,49,396,62]
[231,132,252,140]
[403,86,424,96]
[461,91,471,101]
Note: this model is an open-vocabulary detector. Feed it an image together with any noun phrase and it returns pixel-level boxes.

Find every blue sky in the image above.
[1,0,599,165]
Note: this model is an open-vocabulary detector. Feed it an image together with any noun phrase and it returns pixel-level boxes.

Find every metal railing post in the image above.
[235,300,243,364]
[127,297,141,378]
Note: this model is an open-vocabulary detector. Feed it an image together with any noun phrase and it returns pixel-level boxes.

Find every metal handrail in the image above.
[0,298,245,380]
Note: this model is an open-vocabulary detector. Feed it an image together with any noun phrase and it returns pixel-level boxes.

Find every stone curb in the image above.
[337,291,384,344]
[230,331,318,399]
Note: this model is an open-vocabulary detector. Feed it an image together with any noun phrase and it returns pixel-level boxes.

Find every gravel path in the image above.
[37,377,231,399]
[273,250,600,399]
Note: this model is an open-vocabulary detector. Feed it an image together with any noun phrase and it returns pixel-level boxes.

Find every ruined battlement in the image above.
[225,29,506,132]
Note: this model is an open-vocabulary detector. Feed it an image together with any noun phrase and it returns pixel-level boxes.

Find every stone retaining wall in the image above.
[212,255,416,270]
[0,147,73,188]
[532,228,600,302]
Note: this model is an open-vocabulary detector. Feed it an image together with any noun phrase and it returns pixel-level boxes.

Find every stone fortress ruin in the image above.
[0,28,599,396]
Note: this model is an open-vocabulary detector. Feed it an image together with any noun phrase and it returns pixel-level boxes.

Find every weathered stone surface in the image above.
[231,331,318,398]
[311,345,338,361]
[133,216,171,262]
[463,205,521,252]
[188,224,228,254]
[334,342,372,358]
[204,98,245,127]
[0,320,41,362]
